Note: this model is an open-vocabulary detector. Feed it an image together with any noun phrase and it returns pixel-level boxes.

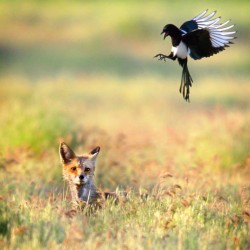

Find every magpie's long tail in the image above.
[178,58,193,102]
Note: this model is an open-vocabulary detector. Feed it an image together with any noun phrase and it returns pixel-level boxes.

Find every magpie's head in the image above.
[161,24,178,39]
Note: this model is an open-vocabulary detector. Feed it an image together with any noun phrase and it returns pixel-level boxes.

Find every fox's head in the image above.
[59,142,100,186]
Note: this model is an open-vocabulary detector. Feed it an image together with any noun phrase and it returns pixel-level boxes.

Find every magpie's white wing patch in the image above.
[192,10,236,48]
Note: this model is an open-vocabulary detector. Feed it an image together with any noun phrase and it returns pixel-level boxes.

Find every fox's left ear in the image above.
[89,146,100,162]
[59,142,76,164]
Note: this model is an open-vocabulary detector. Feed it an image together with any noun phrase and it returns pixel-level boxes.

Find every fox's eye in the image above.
[85,167,90,172]
[71,167,77,171]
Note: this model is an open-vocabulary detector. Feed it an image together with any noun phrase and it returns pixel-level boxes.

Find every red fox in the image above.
[59,142,101,206]
[59,142,121,208]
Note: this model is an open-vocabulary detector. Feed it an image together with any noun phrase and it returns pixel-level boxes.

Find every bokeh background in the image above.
[0,0,249,186]
[0,0,249,248]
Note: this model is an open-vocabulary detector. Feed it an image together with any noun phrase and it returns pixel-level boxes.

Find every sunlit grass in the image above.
[0,75,249,249]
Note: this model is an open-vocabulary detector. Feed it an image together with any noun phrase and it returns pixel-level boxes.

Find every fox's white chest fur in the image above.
[67,178,98,205]
[79,183,98,202]
[171,41,188,59]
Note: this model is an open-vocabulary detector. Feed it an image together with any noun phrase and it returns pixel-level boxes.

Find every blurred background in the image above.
[0,0,249,190]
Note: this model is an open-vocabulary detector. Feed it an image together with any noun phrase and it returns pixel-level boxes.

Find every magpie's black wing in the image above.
[182,29,226,59]
[180,12,203,34]
[180,10,218,34]
[180,10,236,60]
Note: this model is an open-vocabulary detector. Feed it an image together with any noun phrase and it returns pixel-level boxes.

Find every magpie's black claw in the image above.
[154,53,168,62]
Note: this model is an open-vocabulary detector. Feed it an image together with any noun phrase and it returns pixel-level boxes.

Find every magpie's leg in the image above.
[178,58,193,102]
[154,52,176,62]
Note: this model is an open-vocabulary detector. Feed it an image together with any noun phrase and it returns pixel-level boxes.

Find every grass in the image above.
[0,0,250,249]
[0,77,249,249]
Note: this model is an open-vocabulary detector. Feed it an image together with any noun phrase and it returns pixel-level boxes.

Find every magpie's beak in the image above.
[161,31,168,40]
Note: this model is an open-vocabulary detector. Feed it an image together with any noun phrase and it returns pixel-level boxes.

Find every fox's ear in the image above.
[89,146,100,162]
[59,142,76,164]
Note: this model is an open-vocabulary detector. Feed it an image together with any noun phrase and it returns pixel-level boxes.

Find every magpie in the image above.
[155,10,236,101]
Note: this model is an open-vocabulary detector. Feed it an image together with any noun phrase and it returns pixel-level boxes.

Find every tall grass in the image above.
[0,76,249,249]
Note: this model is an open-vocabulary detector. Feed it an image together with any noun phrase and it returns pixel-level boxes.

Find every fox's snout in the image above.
[77,174,88,183]
[79,175,84,180]
[73,173,90,185]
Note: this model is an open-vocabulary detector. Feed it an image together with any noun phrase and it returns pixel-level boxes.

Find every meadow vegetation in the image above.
[0,0,249,249]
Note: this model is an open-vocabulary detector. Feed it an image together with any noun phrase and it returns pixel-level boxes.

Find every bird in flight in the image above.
[155,10,236,101]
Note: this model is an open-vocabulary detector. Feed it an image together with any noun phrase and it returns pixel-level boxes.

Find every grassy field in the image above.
[0,1,250,249]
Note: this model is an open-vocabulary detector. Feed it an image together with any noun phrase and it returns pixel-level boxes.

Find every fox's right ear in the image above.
[89,146,100,162]
[59,142,76,164]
